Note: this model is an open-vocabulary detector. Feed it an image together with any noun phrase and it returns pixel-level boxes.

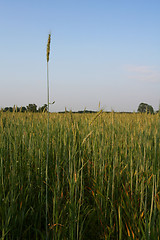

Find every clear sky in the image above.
[0,0,160,112]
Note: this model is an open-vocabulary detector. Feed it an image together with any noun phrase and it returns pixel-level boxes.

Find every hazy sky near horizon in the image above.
[0,0,160,112]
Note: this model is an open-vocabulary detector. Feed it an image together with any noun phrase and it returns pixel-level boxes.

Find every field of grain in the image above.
[0,112,160,239]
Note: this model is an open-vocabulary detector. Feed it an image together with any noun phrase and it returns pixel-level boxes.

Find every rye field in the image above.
[0,111,160,239]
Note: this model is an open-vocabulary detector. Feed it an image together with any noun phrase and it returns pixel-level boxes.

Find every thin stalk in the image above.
[149,175,155,237]
[46,33,51,240]
[118,205,122,240]
[46,61,49,240]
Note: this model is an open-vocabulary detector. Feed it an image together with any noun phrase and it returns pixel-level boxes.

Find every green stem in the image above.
[46,61,49,240]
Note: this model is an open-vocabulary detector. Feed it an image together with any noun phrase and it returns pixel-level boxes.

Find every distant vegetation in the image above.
[0,102,158,113]
[1,104,48,113]
[137,102,154,114]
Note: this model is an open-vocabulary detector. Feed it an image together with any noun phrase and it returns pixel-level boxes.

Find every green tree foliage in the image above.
[2,104,49,113]
[27,104,37,113]
[20,106,27,112]
[38,104,47,113]
[3,107,9,112]
[3,107,13,112]
[137,103,154,114]
[13,105,20,112]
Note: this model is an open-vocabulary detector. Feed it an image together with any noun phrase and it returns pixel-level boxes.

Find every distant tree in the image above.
[20,106,27,112]
[13,105,20,112]
[3,107,9,112]
[78,110,97,113]
[38,104,47,113]
[9,107,13,112]
[15,107,20,112]
[3,107,13,112]
[27,104,37,112]
[137,103,154,114]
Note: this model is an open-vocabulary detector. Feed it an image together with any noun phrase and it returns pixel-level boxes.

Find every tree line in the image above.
[1,104,47,113]
[1,102,158,114]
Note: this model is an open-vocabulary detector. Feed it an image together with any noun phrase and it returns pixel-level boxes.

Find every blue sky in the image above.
[0,0,160,112]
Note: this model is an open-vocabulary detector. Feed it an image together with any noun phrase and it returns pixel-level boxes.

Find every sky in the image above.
[0,0,160,112]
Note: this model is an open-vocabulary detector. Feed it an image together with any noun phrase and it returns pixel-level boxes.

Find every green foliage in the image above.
[137,102,154,114]
[2,104,48,113]
[20,106,27,112]
[0,112,160,239]
[26,104,37,113]
[38,104,47,113]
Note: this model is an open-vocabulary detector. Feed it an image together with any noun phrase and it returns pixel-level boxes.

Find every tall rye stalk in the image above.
[46,33,51,240]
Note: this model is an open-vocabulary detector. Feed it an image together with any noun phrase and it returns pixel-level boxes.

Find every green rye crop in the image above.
[0,111,160,239]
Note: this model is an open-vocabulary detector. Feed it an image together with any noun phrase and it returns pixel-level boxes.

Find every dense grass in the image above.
[0,112,160,239]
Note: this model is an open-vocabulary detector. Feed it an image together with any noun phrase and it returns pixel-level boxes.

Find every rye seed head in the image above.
[47,34,51,62]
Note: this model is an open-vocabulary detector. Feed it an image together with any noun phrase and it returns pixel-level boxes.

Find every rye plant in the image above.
[46,33,51,240]
[0,111,160,239]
